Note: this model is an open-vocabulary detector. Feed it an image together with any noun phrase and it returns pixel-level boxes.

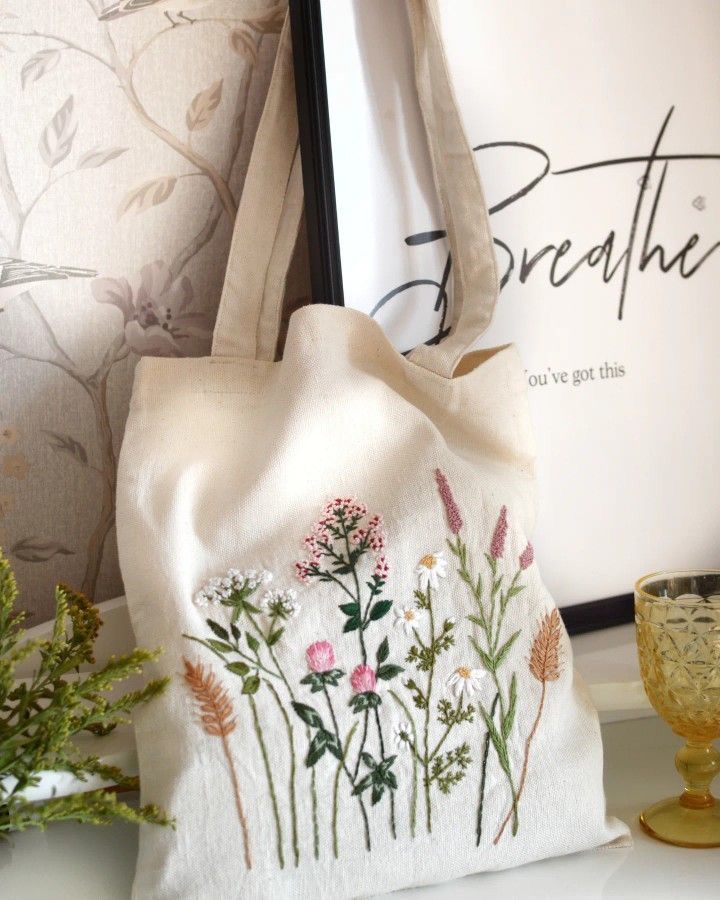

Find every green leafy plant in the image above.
[0,550,171,836]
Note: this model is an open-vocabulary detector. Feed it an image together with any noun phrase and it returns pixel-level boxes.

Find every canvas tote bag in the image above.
[117,3,629,897]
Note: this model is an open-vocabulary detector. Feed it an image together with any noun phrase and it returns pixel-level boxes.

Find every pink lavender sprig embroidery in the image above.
[436,471,534,846]
[435,468,463,534]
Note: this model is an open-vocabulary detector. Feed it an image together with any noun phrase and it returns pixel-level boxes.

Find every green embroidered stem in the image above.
[341,520,368,663]
[423,584,435,834]
[266,680,299,868]
[476,691,499,846]
[373,704,397,839]
[247,612,319,864]
[332,721,358,859]
[248,695,284,869]
[429,696,463,762]
[352,708,370,782]
[323,685,372,852]
[183,634,280,680]
[311,766,320,860]
[389,689,418,839]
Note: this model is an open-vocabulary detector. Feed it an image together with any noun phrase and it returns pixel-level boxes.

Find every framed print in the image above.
[289,0,720,633]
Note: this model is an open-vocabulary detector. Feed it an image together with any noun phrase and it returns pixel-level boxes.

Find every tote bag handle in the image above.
[212,1,499,379]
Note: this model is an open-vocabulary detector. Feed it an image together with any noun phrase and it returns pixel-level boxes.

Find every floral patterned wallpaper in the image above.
[0,0,296,621]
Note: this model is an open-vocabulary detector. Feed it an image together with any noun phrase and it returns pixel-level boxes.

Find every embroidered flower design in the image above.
[490,506,508,560]
[351,664,377,694]
[193,568,272,607]
[519,542,534,571]
[446,665,485,698]
[262,588,300,620]
[415,552,447,590]
[306,640,336,674]
[435,469,463,534]
[393,721,412,752]
[393,605,425,635]
[374,555,390,581]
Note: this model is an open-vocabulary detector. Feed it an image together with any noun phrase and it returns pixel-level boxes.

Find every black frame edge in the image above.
[560,593,634,637]
[288,0,344,306]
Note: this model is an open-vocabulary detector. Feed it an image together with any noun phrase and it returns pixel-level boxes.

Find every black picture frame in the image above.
[287,0,633,637]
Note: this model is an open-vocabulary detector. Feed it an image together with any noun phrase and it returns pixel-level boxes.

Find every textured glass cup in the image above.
[635,571,720,847]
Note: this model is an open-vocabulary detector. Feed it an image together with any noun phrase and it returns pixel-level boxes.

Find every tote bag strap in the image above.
[213,2,498,376]
[212,13,301,360]
[405,0,498,377]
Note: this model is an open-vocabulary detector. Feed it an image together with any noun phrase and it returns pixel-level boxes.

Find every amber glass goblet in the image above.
[635,571,720,847]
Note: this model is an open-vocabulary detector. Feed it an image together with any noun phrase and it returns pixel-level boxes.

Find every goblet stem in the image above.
[676,741,720,810]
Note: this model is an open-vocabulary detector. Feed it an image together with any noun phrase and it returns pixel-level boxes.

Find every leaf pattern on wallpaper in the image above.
[77,146,128,170]
[11,537,74,563]
[0,3,273,611]
[186,79,224,132]
[38,96,78,168]
[229,29,258,63]
[21,48,61,89]
[117,176,177,219]
[43,431,90,468]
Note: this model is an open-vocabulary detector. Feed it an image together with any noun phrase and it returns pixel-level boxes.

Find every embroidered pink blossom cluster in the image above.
[350,663,377,694]
[295,498,390,584]
[490,505,508,560]
[435,468,463,535]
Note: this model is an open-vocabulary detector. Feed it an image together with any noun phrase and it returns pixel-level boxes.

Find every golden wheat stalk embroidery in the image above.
[183,657,252,869]
[494,609,562,844]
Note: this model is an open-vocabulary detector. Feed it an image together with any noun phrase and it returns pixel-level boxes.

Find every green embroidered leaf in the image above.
[292,701,324,730]
[376,636,389,664]
[376,663,404,681]
[225,661,250,677]
[378,754,396,775]
[352,773,373,796]
[267,627,284,647]
[332,563,354,576]
[306,730,327,766]
[300,672,325,692]
[246,633,260,654]
[339,602,360,617]
[413,589,430,610]
[470,637,495,673]
[343,616,361,633]
[348,691,381,713]
[206,619,229,641]
[242,674,261,695]
[468,613,486,629]
[368,599,392,622]
[495,630,521,669]
[322,668,345,686]
[481,705,511,776]
[243,600,261,614]
[383,770,398,790]
[230,623,241,642]
[503,673,517,739]
[361,751,377,770]
[324,730,343,760]
[207,639,233,653]
[371,783,384,805]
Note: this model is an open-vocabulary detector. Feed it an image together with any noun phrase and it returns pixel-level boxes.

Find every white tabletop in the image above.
[4,625,719,899]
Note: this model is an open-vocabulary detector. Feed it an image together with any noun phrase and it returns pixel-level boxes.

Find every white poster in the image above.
[321,0,720,608]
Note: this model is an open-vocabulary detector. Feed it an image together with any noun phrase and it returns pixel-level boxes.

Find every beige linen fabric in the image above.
[117,3,629,898]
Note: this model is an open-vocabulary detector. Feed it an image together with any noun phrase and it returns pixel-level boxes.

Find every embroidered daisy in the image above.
[393,721,413,752]
[446,665,485,698]
[393,605,425,635]
[415,552,448,590]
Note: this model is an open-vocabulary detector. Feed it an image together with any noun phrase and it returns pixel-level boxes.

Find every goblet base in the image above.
[640,796,720,848]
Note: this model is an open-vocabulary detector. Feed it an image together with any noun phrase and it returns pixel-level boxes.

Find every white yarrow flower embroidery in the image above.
[263,588,301,620]
[393,605,425,634]
[415,551,448,590]
[446,665,485,698]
